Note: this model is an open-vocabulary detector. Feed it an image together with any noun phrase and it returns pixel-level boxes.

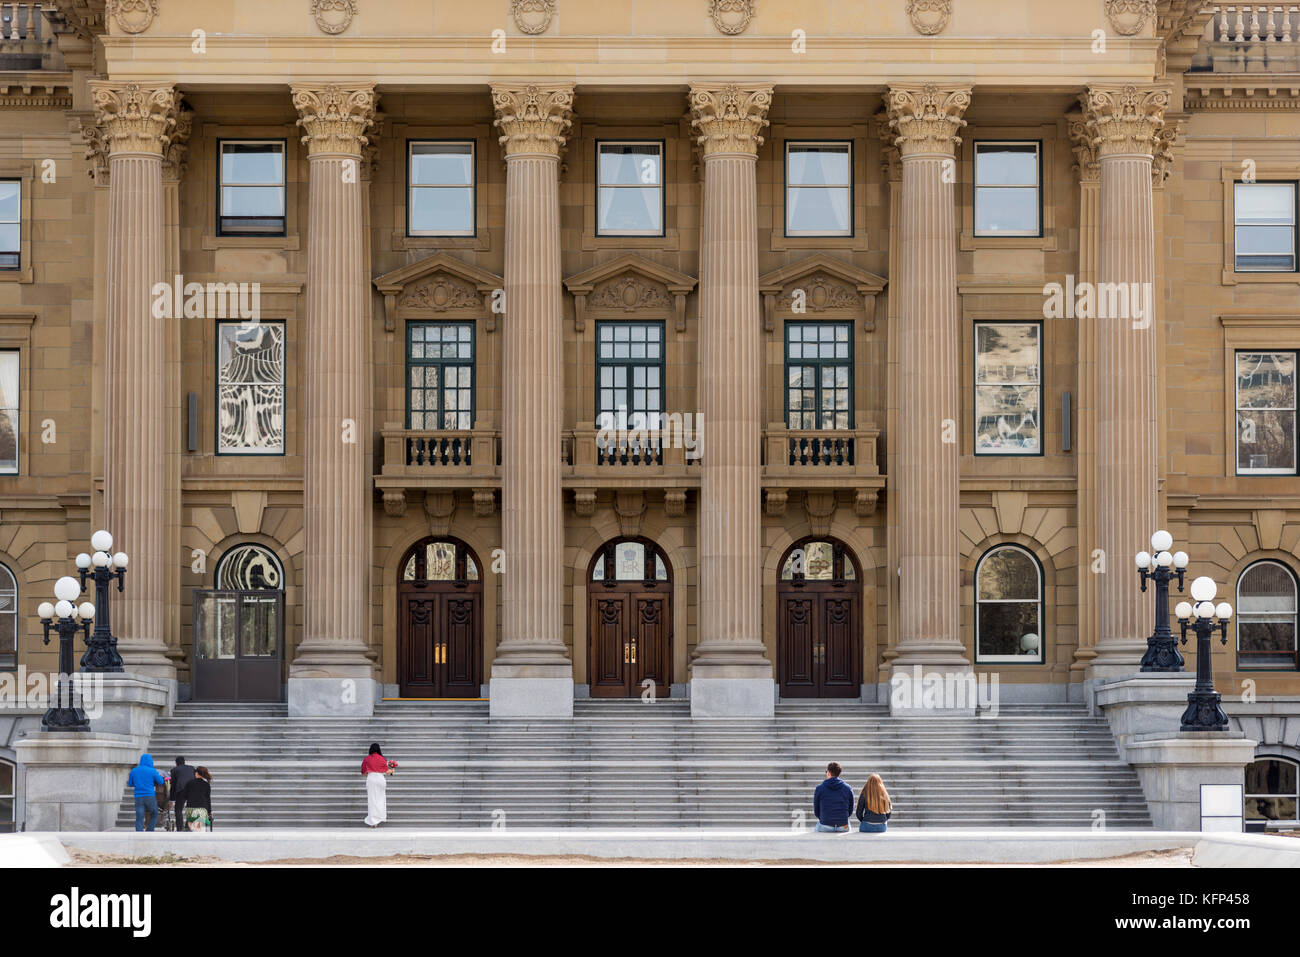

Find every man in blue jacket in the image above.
[813,761,854,832]
[126,753,166,831]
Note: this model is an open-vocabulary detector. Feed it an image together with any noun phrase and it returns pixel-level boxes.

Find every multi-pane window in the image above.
[974,142,1040,236]
[785,323,851,430]
[0,760,12,833]
[217,321,285,454]
[975,544,1043,663]
[1234,182,1297,272]
[0,180,18,269]
[0,350,16,473]
[596,142,663,236]
[1237,561,1299,669]
[0,563,14,671]
[786,142,851,236]
[1246,758,1299,823]
[1236,350,1296,474]
[407,322,474,430]
[975,322,1041,455]
[409,141,475,236]
[218,141,285,236]
[597,322,664,428]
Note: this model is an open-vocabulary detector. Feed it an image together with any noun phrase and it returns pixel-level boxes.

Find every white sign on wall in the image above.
[1200,783,1244,833]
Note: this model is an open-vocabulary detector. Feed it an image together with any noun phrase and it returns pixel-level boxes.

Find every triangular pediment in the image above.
[564,253,697,297]
[373,253,504,332]
[758,255,888,333]
[758,254,887,297]
[373,252,503,298]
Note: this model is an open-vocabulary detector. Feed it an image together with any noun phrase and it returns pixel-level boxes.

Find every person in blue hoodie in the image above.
[812,761,854,832]
[126,754,167,831]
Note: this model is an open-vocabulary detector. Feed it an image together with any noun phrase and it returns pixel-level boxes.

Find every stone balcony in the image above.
[1190,6,1300,72]
[0,4,63,71]
[762,425,886,519]
[375,425,500,517]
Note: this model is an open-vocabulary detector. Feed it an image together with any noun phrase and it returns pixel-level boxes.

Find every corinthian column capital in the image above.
[291,82,378,157]
[88,81,177,157]
[688,84,773,158]
[491,83,575,158]
[886,83,971,158]
[1082,83,1172,159]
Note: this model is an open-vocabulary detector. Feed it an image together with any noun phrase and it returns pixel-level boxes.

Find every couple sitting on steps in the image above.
[813,762,892,833]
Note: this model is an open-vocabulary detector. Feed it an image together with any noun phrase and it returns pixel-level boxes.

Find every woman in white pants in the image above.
[361,742,394,827]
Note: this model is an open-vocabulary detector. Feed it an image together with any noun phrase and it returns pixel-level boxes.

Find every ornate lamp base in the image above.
[1180,690,1229,732]
[81,637,124,673]
[1140,636,1185,672]
[41,706,90,733]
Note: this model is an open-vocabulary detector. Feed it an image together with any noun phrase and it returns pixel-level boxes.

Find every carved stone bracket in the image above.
[382,490,407,518]
[1081,84,1172,159]
[688,85,773,158]
[573,488,598,517]
[663,489,687,518]
[291,83,378,157]
[765,488,788,518]
[614,490,646,537]
[424,490,457,536]
[758,255,887,334]
[491,84,575,159]
[564,254,698,334]
[804,490,837,537]
[472,489,496,517]
[886,84,971,158]
[854,489,879,517]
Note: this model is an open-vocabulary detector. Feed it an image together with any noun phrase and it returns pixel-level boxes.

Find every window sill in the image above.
[769,230,867,252]
[960,231,1057,251]
[0,267,32,283]
[581,230,678,251]
[1222,269,1300,286]
[203,235,300,251]
[392,230,492,252]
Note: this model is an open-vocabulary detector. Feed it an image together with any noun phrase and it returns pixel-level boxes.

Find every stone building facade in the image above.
[2,0,1300,822]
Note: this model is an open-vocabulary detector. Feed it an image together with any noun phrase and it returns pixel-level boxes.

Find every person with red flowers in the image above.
[361,743,397,827]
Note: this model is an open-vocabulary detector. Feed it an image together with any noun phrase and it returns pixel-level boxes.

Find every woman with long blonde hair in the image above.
[856,773,892,833]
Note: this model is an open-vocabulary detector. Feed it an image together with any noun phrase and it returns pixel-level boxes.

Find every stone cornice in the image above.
[1082,83,1172,159]
[0,77,74,110]
[291,82,378,157]
[491,83,574,158]
[1185,79,1300,111]
[88,80,176,157]
[885,83,971,157]
[688,84,772,158]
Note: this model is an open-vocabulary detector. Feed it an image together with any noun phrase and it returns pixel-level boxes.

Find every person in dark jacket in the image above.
[812,761,854,832]
[169,757,196,834]
[176,766,213,832]
[126,754,166,831]
[856,773,893,833]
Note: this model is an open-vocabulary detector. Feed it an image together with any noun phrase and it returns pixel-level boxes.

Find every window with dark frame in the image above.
[0,180,18,269]
[596,142,663,236]
[975,544,1044,663]
[218,141,286,236]
[0,350,16,473]
[785,142,852,237]
[975,322,1041,455]
[0,759,13,833]
[974,142,1041,237]
[785,322,852,430]
[408,141,475,237]
[1246,758,1299,822]
[1234,181,1298,272]
[596,322,664,429]
[407,322,475,430]
[1236,350,1297,474]
[217,321,285,455]
[0,563,14,671]
[1237,560,1299,670]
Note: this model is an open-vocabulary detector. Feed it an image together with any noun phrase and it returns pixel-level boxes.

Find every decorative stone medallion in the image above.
[590,275,673,313]
[1104,0,1155,36]
[107,0,158,34]
[511,0,556,34]
[311,0,357,35]
[708,0,754,35]
[905,0,951,36]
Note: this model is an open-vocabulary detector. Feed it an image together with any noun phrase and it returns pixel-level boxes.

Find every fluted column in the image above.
[91,81,176,678]
[489,84,575,718]
[885,84,973,705]
[688,85,774,717]
[287,83,378,716]
[1084,84,1171,677]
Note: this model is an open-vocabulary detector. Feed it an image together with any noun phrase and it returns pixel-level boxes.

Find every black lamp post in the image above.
[37,577,95,733]
[75,529,128,673]
[1135,529,1188,672]
[1175,577,1233,732]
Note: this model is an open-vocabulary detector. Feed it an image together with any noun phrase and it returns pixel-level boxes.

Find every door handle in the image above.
[630,639,637,664]
[623,642,630,663]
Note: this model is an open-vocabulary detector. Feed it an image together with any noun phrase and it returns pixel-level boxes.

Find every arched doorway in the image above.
[777,538,861,698]
[587,537,672,698]
[397,537,483,698]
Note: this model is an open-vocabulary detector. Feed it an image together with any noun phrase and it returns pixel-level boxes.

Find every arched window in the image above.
[1245,757,1299,823]
[1237,561,1299,669]
[0,562,15,671]
[402,539,479,583]
[975,544,1043,663]
[590,538,670,584]
[779,539,856,583]
[215,543,284,591]
[0,758,13,833]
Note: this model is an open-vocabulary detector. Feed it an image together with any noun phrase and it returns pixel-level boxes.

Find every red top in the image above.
[361,753,388,775]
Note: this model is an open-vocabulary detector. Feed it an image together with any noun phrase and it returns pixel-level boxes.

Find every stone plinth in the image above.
[15,733,141,831]
[1125,731,1258,831]
[1094,671,1196,761]
[92,674,170,750]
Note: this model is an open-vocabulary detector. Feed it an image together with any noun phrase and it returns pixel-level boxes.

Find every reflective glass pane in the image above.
[221,186,285,217]
[654,555,668,581]
[216,543,283,590]
[410,143,473,186]
[977,600,1040,658]
[426,542,456,580]
[1236,410,1296,472]
[1246,759,1298,797]
[467,556,479,581]
[804,542,834,580]
[410,187,474,234]
[217,323,286,454]
[614,541,645,580]
[975,186,1038,234]
[0,182,18,222]
[977,548,1039,601]
[599,144,660,186]
[787,186,850,234]
[240,596,279,657]
[976,385,1040,453]
[788,145,850,186]
[221,143,284,185]
[591,555,605,580]
[598,187,662,233]
[975,144,1038,186]
[1236,183,1296,225]
[0,224,17,255]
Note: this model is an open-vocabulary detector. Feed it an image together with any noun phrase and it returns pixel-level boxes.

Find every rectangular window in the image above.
[217,322,285,454]
[408,141,475,237]
[785,323,852,430]
[596,322,664,426]
[975,322,1042,455]
[0,760,12,833]
[218,141,286,236]
[0,564,13,672]
[1235,181,1298,272]
[0,180,18,269]
[596,142,663,236]
[1236,350,1297,474]
[786,142,851,237]
[974,142,1041,237]
[407,322,475,430]
[0,350,17,473]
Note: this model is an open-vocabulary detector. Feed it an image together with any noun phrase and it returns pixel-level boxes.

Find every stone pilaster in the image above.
[90,80,177,680]
[1083,84,1170,678]
[884,84,972,706]
[287,83,378,715]
[489,83,575,718]
[687,84,774,717]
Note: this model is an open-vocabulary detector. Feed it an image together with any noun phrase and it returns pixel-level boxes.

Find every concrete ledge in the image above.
[1191,833,1300,867]
[0,834,71,867]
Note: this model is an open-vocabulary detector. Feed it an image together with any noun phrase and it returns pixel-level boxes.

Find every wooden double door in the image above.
[589,587,672,697]
[397,538,482,698]
[778,587,861,698]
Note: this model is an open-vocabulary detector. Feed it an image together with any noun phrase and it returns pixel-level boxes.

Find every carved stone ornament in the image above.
[291,83,377,156]
[163,102,194,182]
[854,489,878,518]
[776,273,860,313]
[107,0,158,33]
[905,0,951,36]
[312,0,357,35]
[803,490,837,537]
[1066,112,1100,184]
[491,84,575,159]
[89,82,177,157]
[708,0,754,35]
[424,490,457,537]
[614,490,646,538]
[79,115,109,186]
[765,488,788,518]
[472,489,496,517]
[886,84,971,158]
[1082,84,1171,159]
[399,274,483,312]
[1104,0,1155,36]
[591,275,673,313]
[688,85,773,158]
[382,490,407,518]
[1151,119,1182,186]
[512,0,556,34]
[663,489,687,518]
[573,488,598,517]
